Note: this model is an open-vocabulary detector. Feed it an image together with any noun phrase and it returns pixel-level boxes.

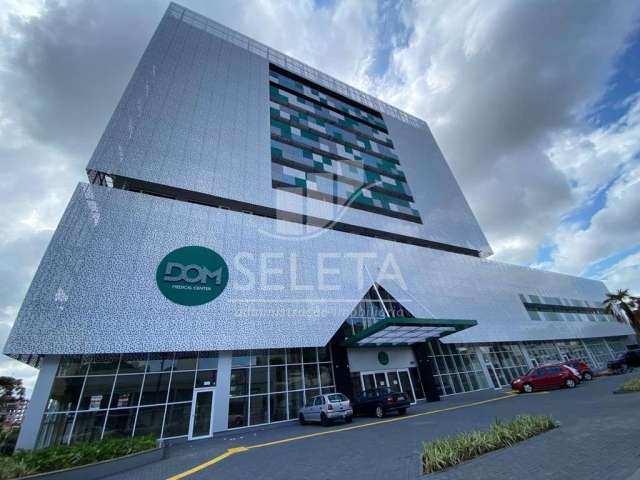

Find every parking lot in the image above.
[104,374,640,480]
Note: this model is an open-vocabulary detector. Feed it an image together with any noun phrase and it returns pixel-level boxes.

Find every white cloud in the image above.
[546,161,640,275]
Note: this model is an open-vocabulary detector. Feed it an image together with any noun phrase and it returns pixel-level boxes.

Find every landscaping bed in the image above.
[421,414,557,475]
[0,436,157,480]
[614,376,640,394]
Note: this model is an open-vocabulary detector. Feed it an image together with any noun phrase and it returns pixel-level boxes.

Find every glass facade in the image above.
[269,64,422,223]
[227,348,334,429]
[479,344,529,387]
[519,294,614,322]
[425,342,488,395]
[36,352,218,449]
[523,341,562,366]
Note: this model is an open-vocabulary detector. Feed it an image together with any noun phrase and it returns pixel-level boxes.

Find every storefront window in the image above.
[426,342,489,396]
[103,408,136,438]
[163,403,191,438]
[134,405,165,437]
[71,411,107,444]
[79,376,115,410]
[46,377,84,412]
[228,348,334,429]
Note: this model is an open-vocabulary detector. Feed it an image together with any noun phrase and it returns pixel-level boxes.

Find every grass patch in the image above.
[617,377,640,393]
[421,415,557,475]
[0,435,157,480]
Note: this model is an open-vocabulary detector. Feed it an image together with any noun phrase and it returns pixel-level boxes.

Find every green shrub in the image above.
[618,377,640,393]
[0,435,157,480]
[421,415,557,475]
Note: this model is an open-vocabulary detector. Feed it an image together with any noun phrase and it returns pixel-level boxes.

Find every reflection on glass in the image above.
[287,390,304,419]
[174,352,197,371]
[270,366,286,392]
[287,365,302,390]
[249,395,268,426]
[195,370,217,388]
[230,369,248,397]
[228,397,248,428]
[147,353,175,373]
[168,371,195,403]
[269,393,287,422]
[57,356,90,377]
[232,350,251,368]
[88,355,120,375]
[103,408,136,438]
[47,377,84,412]
[250,367,268,395]
[302,348,317,364]
[141,373,170,405]
[286,348,301,364]
[197,352,218,370]
[110,374,143,408]
[36,413,74,448]
[79,376,115,410]
[191,391,213,437]
[304,365,319,388]
[134,405,165,437]
[163,403,191,438]
[71,411,106,444]
[118,354,147,374]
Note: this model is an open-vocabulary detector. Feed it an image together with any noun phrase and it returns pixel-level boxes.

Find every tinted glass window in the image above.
[79,376,115,410]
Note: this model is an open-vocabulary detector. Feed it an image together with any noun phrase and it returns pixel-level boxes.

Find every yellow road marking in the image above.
[167,393,519,479]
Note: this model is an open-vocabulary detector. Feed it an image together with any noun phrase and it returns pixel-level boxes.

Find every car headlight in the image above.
[513,379,522,384]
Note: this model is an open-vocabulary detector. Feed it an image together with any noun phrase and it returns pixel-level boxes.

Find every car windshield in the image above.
[327,394,347,403]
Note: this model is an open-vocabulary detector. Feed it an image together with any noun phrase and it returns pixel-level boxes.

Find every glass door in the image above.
[189,388,215,440]
[398,370,416,404]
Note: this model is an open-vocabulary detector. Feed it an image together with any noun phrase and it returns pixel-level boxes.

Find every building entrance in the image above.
[360,369,417,404]
[188,387,215,440]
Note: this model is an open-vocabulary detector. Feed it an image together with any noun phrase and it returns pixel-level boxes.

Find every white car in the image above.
[298,393,353,425]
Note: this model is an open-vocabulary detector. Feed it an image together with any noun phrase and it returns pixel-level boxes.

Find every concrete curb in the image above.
[18,446,166,480]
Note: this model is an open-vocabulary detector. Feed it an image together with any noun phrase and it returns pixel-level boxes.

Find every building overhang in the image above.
[342,317,478,348]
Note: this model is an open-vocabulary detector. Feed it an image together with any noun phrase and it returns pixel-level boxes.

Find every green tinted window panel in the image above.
[269,65,421,224]
[270,90,392,145]
[271,140,413,199]
[271,102,397,160]
[270,70,387,130]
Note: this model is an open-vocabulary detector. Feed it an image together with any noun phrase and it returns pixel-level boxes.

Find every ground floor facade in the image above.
[22,334,633,450]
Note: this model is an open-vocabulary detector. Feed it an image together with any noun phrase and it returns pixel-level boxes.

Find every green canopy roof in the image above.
[342,317,478,347]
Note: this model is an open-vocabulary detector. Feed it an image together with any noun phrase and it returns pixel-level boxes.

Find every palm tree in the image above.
[603,289,640,333]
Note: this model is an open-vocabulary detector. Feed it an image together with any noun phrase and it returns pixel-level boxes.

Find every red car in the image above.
[511,365,580,393]
[562,359,593,381]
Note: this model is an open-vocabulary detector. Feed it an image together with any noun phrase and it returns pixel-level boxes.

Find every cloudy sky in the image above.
[1,0,639,394]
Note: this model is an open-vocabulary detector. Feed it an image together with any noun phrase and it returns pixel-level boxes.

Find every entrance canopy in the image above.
[342,317,477,347]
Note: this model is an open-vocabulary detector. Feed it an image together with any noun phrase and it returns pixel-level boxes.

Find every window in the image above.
[228,348,334,429]
[425,342,488,396]
[38,351,220,449]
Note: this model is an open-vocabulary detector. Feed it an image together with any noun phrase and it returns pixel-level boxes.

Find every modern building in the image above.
[1,399,28,430]
[4,3,634,450]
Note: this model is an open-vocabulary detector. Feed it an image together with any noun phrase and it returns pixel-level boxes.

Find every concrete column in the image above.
[212,351,232,433]
[16,355,60,451]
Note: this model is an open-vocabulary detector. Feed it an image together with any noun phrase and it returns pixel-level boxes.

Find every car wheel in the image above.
[299,413,306,425]
[375,405,385,419]
[620,363,629,374]
[320,412,330,426]
[345,415,353,424]
[523,383,533,393]
[398,408,407,416]
[582,372,593,381]
[565,378,576,388]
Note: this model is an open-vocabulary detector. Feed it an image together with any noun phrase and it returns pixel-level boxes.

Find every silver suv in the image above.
[298,393,353,425]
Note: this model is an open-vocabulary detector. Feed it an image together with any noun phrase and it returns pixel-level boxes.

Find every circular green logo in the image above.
[378,351,389,366]
[156,246,229,306]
